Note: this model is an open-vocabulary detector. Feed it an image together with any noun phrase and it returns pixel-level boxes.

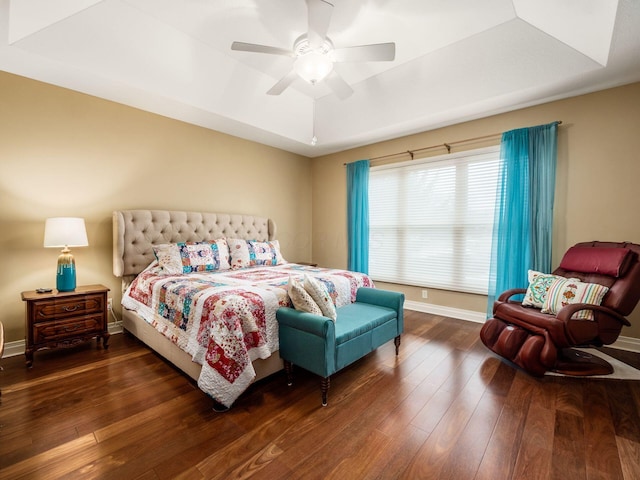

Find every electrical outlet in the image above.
[107,298,113,311]
[421,289,428,299]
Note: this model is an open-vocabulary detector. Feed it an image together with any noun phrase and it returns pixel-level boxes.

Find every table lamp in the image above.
[44,217,89,292]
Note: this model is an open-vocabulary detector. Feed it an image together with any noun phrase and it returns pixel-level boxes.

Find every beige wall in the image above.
[2,69,639,344]
[0,71,312,343]
[312,81,640,339]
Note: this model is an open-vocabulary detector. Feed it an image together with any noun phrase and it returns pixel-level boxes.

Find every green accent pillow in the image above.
[522,270,565,308]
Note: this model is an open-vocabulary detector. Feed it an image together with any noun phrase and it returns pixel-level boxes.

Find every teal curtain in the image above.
[347,159,370,273]
[529,123,558,273]
[487,122,558,315]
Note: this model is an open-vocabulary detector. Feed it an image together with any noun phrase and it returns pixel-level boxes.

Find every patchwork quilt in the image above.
[122,262,374,407]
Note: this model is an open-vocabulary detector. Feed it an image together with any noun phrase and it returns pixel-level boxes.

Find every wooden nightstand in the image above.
[21,284,110,367]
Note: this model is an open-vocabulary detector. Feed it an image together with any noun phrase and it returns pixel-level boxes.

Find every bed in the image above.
[113,209,373,408]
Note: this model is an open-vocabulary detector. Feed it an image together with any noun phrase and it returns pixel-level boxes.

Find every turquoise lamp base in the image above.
[56,262,76,292]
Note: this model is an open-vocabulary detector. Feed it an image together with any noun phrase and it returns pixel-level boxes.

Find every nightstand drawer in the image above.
[33,315,103,343]
[32,293,104,322]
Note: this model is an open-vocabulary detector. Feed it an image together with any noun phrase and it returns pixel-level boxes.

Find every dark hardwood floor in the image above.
[2,310,640,479]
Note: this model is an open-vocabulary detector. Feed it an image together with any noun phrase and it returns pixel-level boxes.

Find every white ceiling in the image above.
[1,0,639,157]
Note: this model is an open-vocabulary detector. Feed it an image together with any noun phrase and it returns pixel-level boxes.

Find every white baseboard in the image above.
[1,322,125,358]
[3,339,25,358]
[610,336,640,353]
[404,300,640,354]
[4,312,639,358]
[404,300,486,323]
[109,321,124,335]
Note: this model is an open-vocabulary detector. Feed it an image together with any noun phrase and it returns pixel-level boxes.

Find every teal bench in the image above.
[276,287,405,406]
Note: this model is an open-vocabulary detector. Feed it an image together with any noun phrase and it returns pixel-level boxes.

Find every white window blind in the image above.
[369,146,500,294]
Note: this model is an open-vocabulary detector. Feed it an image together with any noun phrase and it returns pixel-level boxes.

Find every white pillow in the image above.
[288,276,322,316]
[541,277,609,320]
[304,274,337,321]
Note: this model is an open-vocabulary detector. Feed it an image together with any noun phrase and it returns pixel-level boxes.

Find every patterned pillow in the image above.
[153,239,230,274]
[541,277,609,320]
[304,274,337,321]
[228,238,286,269]
[522,270,565,308]
[288,276,322,316]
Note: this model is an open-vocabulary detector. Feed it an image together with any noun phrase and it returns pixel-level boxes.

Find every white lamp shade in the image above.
[44,217,89,248]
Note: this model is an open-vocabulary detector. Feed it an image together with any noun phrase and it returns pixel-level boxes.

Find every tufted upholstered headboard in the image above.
[113,210,277,278]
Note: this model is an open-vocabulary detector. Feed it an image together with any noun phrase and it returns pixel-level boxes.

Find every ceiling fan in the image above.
[231,0,396,100]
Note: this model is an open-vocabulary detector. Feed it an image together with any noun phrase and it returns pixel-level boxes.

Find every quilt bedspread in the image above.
[122,262,374,407]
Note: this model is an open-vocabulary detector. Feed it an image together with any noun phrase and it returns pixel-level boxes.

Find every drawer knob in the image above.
[63,304,80,312]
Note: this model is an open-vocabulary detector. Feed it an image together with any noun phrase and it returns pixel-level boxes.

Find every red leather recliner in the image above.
[480,241,640,376]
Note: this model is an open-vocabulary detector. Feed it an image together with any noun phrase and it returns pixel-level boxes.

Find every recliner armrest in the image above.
[276,307,335,338]
[556,303,631,326]
[497,288,527,303]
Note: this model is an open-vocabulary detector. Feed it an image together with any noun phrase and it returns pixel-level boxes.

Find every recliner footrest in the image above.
[480,318,556,376]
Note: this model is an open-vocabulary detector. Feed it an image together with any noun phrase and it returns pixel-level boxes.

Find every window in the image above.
[369,146,500,294]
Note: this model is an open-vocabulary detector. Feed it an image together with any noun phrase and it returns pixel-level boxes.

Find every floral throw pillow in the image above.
[228,238,286,269]
[153,239,230,274]
[288,276,322,316]
[249,240,286,266]
[541,277,609,320]
[522,270,565,308]
[303,274,337,321]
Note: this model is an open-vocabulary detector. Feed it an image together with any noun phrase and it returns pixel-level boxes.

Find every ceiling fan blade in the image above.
[307,0,333,49]
[325,70,353,100]
[267,70,299,95]
[231,41,293,57]
[332,43,396,62]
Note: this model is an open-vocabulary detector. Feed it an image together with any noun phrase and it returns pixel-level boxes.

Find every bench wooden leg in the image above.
[321,376,330,407]
[284,360,294,386]
[394,335,401,355]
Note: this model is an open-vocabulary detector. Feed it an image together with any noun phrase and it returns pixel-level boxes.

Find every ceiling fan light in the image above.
[294,52,333,84]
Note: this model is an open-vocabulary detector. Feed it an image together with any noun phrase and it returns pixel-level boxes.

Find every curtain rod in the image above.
[344,120,562,165]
